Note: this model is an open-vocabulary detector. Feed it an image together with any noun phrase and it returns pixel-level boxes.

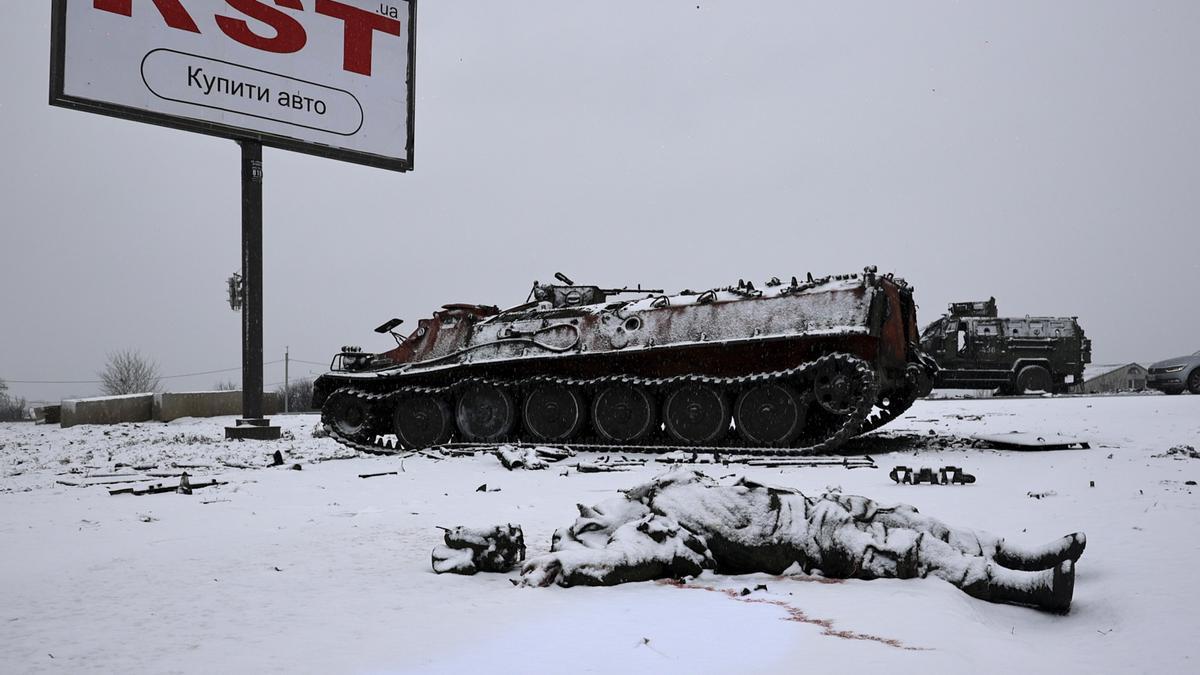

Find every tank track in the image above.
[857,390,920,436]
[322,353,880,457]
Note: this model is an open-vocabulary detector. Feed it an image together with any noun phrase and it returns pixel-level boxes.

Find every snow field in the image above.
[1,395,1197,674]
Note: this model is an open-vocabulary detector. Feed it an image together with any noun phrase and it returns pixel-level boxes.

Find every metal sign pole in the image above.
[227,140,280,440]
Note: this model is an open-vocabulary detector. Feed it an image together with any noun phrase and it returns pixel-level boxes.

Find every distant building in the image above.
[1071,363,1147,394]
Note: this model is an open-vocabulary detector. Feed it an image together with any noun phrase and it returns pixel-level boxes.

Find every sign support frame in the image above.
[226,140,279,440]
[49,1,419,439]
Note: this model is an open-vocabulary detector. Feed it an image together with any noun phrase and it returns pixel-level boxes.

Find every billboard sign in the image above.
[50,0,416,171]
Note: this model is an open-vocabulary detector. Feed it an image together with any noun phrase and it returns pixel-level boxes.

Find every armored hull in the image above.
[920,298,1091,394]
[315,268,934,455]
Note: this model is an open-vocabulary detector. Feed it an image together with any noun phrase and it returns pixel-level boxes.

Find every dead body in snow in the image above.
[520,469,1085,612]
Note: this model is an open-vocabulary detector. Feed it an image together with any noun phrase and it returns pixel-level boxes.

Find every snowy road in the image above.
[1,395,1197,674]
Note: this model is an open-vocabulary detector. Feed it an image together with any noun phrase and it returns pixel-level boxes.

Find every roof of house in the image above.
[1081,363,1145,383]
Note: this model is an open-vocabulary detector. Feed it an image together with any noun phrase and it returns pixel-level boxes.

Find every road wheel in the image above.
[455,384,516,442]
[322,389,373,440]
[393,394,453,449]
[663,383,730,445]
[1188,369,1200,395]
[523,385,586,442]
[735,384,805,446]
[592,384,656,443]
[1015,365,1053,394]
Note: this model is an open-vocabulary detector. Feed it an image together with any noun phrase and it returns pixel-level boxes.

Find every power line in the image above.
[5,359,288,385]
[4,378,104,385]
[158,359,284,378]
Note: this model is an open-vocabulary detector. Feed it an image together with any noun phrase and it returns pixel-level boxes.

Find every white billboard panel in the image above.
[51,0,415,171]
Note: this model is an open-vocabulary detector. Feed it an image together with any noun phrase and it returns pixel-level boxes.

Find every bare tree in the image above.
[213,380,239,391]
[0,377,28,422]
[276,378,314,412]
[98,350,162,395]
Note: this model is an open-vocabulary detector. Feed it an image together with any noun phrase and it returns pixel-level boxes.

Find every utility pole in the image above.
[226,141,280,440]
[284,346,290,414]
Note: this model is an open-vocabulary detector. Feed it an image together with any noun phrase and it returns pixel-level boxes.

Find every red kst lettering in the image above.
[314,0,401,76]
[93,0,200,33]
[216,0,307,54]
[93,0,403,76]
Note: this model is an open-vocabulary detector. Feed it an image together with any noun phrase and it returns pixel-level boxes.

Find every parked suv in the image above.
[1147,351,1200,395]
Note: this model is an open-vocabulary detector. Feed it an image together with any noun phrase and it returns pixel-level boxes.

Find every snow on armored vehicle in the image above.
[920,298,1091,394]
[314,268,936,455]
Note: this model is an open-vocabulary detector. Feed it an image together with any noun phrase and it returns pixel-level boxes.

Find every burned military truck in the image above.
[314,268,937,455]
[920,298,1091,394]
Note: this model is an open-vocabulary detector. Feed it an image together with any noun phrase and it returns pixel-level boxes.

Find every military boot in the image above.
[994,532,1086,571]
[963,560,1075,613]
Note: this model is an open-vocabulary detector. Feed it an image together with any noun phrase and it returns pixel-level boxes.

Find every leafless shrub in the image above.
[276,378,315,412]
[98,350,161,396]
[0,377,29,421]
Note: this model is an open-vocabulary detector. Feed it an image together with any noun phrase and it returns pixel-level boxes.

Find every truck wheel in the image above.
[1188,369,1200,395]
[1015,365,1053,394]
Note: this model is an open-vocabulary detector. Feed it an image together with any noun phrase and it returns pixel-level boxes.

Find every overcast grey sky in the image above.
[2,1,1198,403]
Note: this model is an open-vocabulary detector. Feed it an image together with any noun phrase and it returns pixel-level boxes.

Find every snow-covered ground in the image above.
[1,395,1197,674]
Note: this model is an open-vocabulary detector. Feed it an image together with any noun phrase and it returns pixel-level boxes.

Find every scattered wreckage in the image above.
[434,469,1085,612]
[889,465,976,485]
[486,443,877,472]
[315,268,937,456]
[970,432,1091,451]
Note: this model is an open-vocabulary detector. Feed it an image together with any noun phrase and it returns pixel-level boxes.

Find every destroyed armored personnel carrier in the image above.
[920,298,1091,394]
[314,268,936,455]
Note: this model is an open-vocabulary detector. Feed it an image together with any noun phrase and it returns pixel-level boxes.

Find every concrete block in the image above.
[152,391,282,422]
[61,394,154,428]
[225,421,282,440]
[34,405,61,424]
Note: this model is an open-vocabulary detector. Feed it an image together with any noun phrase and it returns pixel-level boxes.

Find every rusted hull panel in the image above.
[318,332,884,395]
[395,278,874,373]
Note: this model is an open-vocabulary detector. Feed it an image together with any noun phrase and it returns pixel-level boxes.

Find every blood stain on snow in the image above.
[658,579,930,651]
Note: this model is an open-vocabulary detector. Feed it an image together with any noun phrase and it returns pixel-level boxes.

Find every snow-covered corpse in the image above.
[521,469,1086,612]
[50,0,415,171]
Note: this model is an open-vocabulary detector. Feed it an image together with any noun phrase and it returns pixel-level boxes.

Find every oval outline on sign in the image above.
[140,48,365,137]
